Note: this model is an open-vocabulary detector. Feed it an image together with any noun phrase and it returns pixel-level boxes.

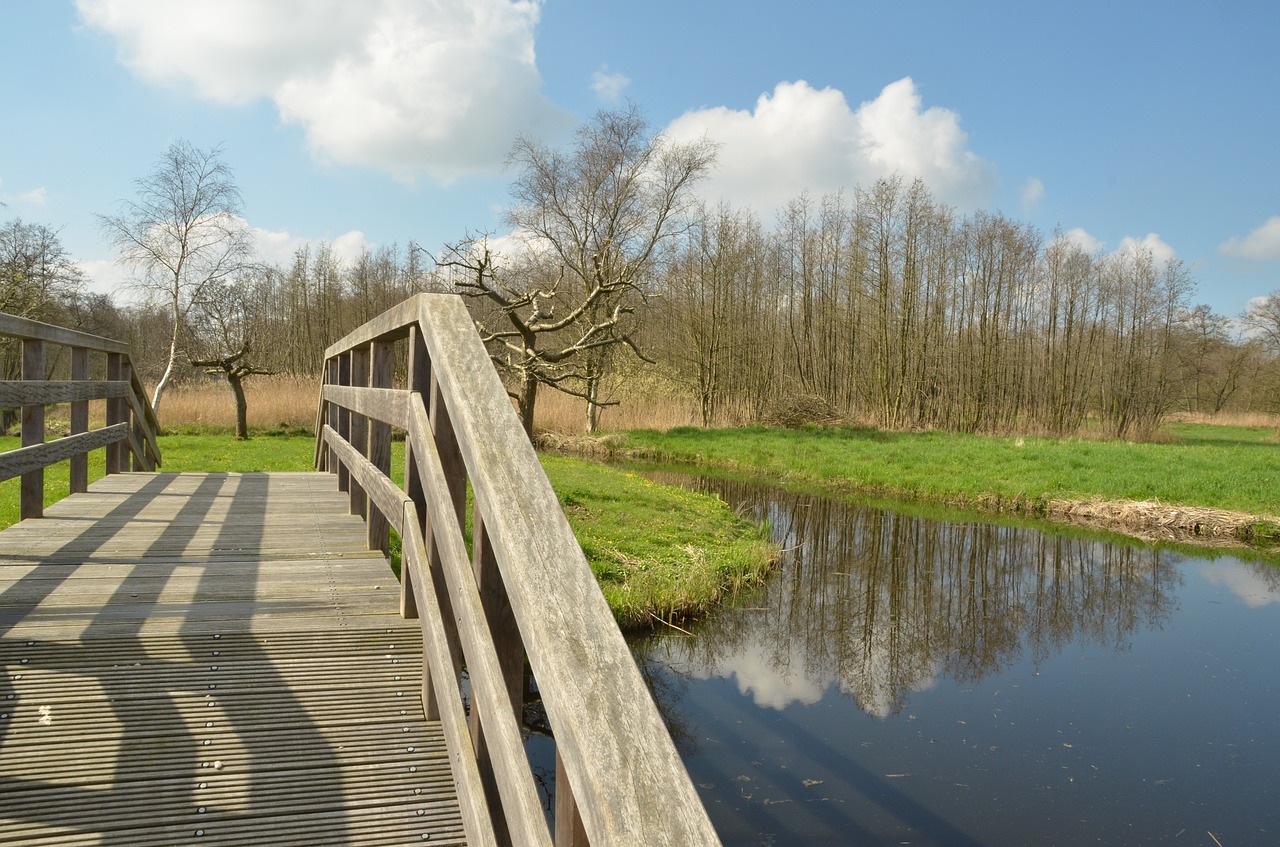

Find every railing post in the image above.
[20,338,45,519]
[121,358,141,471]
[403,328,428,621]
[367,340,394,553]
[471,508,527,847]
[320,357,338,472]
[348,345,370,519]
[554,750,588,847]
[336,352,352,494]
[105,353,123,475]
[419,369,467,720]
[69,346,90,494]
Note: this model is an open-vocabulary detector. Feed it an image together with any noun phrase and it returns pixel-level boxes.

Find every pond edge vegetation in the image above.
[0,433,780,631]
[538,423,1280,551]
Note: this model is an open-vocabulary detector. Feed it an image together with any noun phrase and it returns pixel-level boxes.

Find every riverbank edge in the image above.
[540,455,779,632]
[537,432,1280,551]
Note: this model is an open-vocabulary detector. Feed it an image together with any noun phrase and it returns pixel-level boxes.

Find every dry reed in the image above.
[161,375,318,431]
[532,387,702,434]
[1169,410,1280,429]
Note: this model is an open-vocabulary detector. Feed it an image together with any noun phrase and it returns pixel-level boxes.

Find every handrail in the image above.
[316,293,721,846]
[0,312,162,519]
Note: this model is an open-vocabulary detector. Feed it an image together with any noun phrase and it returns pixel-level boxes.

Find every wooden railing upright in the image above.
[316,293,722,847]
[0,313,161,519]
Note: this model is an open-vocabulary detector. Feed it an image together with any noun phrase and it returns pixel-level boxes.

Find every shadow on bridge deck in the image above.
[0,472,465,846]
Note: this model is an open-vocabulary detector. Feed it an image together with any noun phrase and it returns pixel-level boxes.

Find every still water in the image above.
[630,474,1280,847]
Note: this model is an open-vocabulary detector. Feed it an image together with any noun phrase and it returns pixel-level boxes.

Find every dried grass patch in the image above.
[532,387,700,434]
[1047,497,1280,545]
[162,375,317,431]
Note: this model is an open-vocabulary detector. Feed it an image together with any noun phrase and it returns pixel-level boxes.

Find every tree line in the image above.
[4,118,1280,439]
[649,179,1256,438]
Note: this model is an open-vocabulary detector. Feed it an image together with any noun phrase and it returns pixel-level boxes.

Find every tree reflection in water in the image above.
[636,475,1182,719]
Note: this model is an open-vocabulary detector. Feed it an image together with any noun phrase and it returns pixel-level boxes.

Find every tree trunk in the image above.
[229,373,249,440]
[517,372,538,440]
[151,334,179,419]
[585,375,602,434]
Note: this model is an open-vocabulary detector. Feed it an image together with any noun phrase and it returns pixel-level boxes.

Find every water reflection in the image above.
[639,475,1182,718]
[627,473,1280,846]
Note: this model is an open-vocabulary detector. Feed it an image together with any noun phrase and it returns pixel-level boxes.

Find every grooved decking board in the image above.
[0,472,465,846]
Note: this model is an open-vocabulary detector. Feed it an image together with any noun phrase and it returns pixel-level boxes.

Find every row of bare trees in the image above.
[651,178,1277,438]
[7,119,1280,441]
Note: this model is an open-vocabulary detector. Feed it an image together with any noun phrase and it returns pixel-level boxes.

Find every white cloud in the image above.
[664,78,996,215]
[0,180,49,210]
[77,257,133,297]
[19,187,49,207]
[76,0,573,182]
[249,223,371,265]
[331,230,373,263]
[1219,216,1280,260]
[1020,177,1045,213]
[1200,562,1280,608]
[1061,227,1104,254]
[1117,232,1178,268]
[83,222,373,299]
[590,65,630,103]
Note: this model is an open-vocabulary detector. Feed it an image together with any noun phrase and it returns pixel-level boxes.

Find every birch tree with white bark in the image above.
[99,140,253,418]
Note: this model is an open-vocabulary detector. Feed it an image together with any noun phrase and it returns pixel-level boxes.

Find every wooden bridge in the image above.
[0,297,721,846]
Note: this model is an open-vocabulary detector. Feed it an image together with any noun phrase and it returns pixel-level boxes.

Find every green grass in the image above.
[0,432,775,627]
[544,454,774,629]
[618,423,1280,518]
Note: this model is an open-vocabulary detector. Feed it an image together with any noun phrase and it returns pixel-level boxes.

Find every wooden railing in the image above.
[316,294,721,847]
[0,313,161,519]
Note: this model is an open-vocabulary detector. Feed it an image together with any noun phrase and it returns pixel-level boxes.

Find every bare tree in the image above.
[188,274,274,440]
[443,105,716,436]
[0,218,86,326]
[99,141,253,418]
[0,218,88,430]
[1243,291,1280,352]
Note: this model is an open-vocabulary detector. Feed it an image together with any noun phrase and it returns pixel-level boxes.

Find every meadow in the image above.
[5,376,1277,628]
[0,423,775,629]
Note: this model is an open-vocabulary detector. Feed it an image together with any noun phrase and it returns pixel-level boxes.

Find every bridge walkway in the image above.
[0,471,464,846]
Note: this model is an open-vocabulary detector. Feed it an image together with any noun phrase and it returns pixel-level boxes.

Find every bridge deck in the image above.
[0,472,465,846]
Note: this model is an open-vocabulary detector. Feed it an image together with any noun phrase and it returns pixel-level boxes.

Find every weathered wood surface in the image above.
[0,379,130,407]
[0,424,130,484]
[0,313,130,356]
[0,471,466,846]
[413,295,720,846]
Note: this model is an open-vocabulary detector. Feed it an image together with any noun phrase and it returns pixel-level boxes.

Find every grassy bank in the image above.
[0,433,775,626]
[616,423,1280,543]
[542,455,774,629]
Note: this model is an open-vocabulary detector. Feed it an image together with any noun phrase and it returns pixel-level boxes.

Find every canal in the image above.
[628,473,1280,846]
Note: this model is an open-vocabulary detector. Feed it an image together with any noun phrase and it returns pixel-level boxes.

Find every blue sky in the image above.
[2,0,1278,320]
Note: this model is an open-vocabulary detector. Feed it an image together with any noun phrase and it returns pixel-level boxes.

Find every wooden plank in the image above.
[0,424,132,483]
[0,471,468,846]
[406,402,550,847]
[368,340,394,555]
[348,346,370,520]
[0,379,128,406]
[401,511,499,847]
[320,385,409,429]
[322,298,420,360]
[323,426,408,537]
[402,327,429,622]
[127,362,161,463]
[0,311,130,354]
[69,350,90,494]
[105,353,123,475]
[413,294,722,846]
[126,382,161,470]
[336,352,351,495]
[20,338,45,520]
